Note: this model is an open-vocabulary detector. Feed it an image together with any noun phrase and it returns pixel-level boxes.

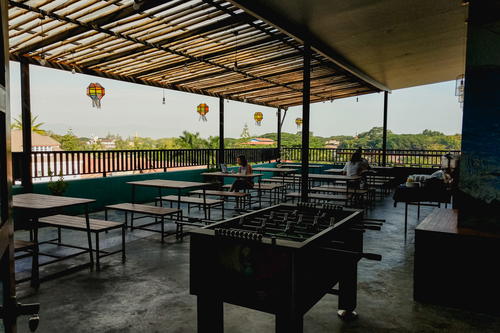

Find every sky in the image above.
[9,62,463,139]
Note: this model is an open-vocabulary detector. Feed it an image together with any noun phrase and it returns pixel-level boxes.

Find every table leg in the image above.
[177,188,181,210]
[404,203,408,240]
[338,257,358,321]
[276,311,303,333]
[417,202,421,220]
[197,296,223,333]
[258,177,262,209]
[131,184,136,204]
[158,187,163,207]
[203,188,207,220]
[84,204,94,270]
[31,217,40,289]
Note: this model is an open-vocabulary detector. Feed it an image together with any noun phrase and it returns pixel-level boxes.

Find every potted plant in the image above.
[47,172,68,196]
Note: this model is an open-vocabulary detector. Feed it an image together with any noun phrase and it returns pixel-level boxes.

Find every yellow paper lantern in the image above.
[254,112,263,126]
[295,117,303,129]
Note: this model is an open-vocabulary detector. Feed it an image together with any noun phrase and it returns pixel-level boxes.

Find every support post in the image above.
[277,107,282,160]
[382,91,388,166]
[218,97,224,165]
[300,42,311,202]
[20,61,32,192]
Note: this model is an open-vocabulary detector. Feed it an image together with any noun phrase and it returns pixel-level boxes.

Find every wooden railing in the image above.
[12,147,460,181]
[280,148,461,167]
[12,148,279,180]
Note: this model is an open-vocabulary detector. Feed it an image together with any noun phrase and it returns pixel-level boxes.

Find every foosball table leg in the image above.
[276,311,303,333]
[197,296,223,333]
[337,258,358,321]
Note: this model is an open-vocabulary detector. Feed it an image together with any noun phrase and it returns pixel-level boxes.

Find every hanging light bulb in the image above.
[184,62,189,72]
[39,54,47,66]
[133,0,144,10]
[162,76,166,105]
[72,66,76,74]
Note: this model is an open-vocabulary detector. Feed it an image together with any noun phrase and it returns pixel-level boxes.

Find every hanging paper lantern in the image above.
[86,83,105,108]
[254,112,263,126]
[295,117,303,129]
[197,103,209,121]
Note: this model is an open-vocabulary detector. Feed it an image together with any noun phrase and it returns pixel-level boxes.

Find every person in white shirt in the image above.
[342,151,368,176]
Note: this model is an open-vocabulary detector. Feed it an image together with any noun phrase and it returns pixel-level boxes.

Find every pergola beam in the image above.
[12,0,169,56]
[227,0,390,92]
[82,12,254,69]
[10,54,273,108]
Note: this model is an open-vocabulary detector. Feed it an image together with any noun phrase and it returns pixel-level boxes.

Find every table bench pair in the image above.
[105,203,182,241]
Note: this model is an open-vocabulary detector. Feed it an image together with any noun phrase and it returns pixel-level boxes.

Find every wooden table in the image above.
[279,163,323,173]
[414,209,500,312]
[253,167,298,190]
[324,168,343,174]
[201,172,264,208]
[127,179,211,217]
[13,193,95,288]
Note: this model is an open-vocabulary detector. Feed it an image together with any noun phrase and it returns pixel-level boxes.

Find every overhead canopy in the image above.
[230,0,468,90]
[7,0,387,108]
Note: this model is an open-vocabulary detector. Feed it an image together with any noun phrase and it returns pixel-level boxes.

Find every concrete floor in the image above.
[11,196,500,333]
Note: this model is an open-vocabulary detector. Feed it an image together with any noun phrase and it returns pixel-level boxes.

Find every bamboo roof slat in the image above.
[7,0,382,108]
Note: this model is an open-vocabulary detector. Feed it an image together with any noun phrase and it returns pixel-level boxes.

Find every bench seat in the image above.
[105,203,180,216]
[39,214,123,232]
[285,192,350,203]
[39,214,125,270]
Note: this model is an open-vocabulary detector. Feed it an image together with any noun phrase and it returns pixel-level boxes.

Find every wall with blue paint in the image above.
[458,0,500,229]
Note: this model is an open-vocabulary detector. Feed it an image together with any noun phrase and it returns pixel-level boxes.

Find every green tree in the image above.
[176,131,205,149]
[52,129,85,151]
[11,114,47,135]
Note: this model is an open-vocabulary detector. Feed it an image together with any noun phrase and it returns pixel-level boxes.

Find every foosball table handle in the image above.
[362,253,382,261]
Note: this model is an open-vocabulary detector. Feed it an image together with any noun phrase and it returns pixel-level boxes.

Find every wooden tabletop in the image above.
[13,193,95,210]
[201,172,263,178]
[279,164,323,168]
[252,167,297,173]
[127,179,211,189]
[294,173,361,181]
[416,208,500,239]
[324,168,343,173]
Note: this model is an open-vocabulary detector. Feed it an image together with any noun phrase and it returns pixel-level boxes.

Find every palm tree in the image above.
[177,131,204,149]
[11,115,47,135]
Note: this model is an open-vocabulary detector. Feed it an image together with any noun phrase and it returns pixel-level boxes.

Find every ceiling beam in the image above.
[81,12,254,68]
[10,54,275,108]
[227,0,390,92]
[11,0,169,56]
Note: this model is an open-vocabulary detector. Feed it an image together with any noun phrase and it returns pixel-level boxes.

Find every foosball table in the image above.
[189,203,382,333]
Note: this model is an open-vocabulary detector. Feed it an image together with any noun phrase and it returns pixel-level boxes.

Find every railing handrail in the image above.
[12,147,461,182]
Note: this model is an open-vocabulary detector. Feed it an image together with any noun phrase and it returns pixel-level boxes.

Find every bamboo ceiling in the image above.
[7,0,382,108]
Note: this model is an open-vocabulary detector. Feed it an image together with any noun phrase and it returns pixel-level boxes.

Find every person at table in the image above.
[230,155,254,192]
[342,150,370,177]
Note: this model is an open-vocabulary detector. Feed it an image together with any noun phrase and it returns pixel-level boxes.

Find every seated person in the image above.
[342,150,371,188]
[342,150,370,176]
[230,155,254,192]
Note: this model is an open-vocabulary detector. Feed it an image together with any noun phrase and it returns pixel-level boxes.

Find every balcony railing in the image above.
[281,148,461,167]
[12,147,460,182]
[12,148,279,180]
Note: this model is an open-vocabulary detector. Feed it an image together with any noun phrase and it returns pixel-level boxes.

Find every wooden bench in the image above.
[105,203,182,241]
[190,189,250,210]
[311,186,373,206]
[285,192,350,205]
[156,195,224,220]
[222,183,286,205]
[38,214,125,271]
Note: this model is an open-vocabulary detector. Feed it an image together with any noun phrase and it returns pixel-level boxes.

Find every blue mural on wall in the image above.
[458,2,500,229]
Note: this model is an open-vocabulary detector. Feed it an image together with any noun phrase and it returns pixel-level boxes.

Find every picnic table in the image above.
[201,172,264,208]
[13,193,96,288]
[127,179,211,218]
